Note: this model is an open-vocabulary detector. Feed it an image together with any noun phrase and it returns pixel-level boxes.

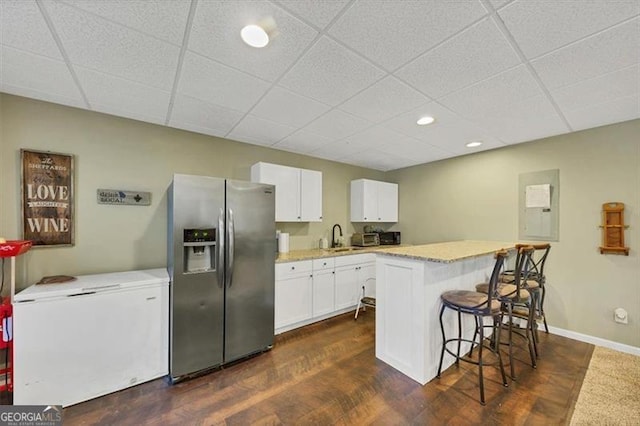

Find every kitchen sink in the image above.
[325,247,366,253]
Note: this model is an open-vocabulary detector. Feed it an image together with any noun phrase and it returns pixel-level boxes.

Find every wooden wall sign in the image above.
[21,149,74,246]
[97,189,151,206]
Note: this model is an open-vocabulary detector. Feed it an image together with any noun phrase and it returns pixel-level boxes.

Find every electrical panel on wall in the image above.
[518,169,559,241]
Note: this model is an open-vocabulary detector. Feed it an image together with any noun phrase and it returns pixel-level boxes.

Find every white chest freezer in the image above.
[13,268,169,407]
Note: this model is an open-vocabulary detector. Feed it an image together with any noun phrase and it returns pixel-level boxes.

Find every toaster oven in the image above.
[351,233,380,247]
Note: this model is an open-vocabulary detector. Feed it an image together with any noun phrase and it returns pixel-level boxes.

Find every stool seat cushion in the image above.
[441,290,500,312]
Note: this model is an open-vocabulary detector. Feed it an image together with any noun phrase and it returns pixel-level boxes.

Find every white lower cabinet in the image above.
[336,253,376,310]
[359,262,376,299]
[312,258,335,317]
[275,261,313,329]
[335,266,359,310]
[275,254,375,334]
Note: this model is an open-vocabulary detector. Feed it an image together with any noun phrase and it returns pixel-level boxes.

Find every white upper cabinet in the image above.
[300,169,322,222]
[350,179,398,222]
[251,162,322,222]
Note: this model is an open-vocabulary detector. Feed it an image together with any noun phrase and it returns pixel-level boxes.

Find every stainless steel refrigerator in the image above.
[167,174,275,382]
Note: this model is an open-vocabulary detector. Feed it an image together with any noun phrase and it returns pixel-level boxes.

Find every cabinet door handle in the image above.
[291,266,295,270]
[332,271,335,274]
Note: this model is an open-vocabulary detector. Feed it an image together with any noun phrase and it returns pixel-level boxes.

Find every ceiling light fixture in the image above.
[416,116,435,126]
[466,141,483,148]
[241,24,270,48]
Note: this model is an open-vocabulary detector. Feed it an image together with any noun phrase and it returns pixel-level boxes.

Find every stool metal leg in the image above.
[456,310,462,365]
[478,316,486,405]
[494,312,508,387]
[437,304,447,378]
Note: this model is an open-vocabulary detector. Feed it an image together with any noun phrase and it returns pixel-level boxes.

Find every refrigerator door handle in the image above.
[227,207,235,288]
[217,208,225,288]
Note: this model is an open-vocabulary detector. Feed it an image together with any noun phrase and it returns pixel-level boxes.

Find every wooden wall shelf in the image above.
[599,202,629,255]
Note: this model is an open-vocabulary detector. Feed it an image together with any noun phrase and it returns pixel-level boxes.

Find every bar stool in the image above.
[500,244,551,335]
[477,246,537,380]
[437,250,509,405]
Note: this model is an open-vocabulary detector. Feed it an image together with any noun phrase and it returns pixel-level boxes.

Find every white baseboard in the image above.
[547,326,640,356]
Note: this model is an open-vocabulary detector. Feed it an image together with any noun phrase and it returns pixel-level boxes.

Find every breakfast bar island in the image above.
[374,240,515,385]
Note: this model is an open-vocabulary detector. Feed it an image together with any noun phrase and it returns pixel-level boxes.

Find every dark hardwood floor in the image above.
[59,311,592,425]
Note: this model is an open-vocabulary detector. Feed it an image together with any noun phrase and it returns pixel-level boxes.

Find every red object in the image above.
[0,299,12,392]
[0,240,32,258]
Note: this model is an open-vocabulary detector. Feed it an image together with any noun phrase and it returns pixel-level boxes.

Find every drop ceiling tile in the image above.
[302,109,372,140]
[383,102,504,153]
[273,129,334,154]
[310,140,365,161]
[338,76,430,122]
[498,0,640,59]
[552,65,639,112]
[383,101,452,139]
[564,95,640,131]
[477,95,570,144]
[0,83,86,110]
[60,0,191,45]
[489,0,512,9]
[89,103,166,126]
[43,0,180,89]
[0,0,62,59]
[340,149,412,172]
[532,18,640,90]
[341,126,412,150]
[273,0,350,29]
[328,0,487,71]
[396,18,521,99]
[376,137,452,162]
[375,137,430,160]
[178,52,271,112]
[189,0,318,82]
[169,94,244,137]
[76,67,170,121]
[438,65,542,121]
[0,46,82,102]
[227,115,296,146]
[251,86,330,127]
[278,36,385,106]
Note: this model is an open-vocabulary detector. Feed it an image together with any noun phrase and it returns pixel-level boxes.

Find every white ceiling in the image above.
[1,0,639,171]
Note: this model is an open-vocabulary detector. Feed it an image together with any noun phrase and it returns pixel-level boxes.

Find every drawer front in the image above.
[276,260,313,280]
[313,257,335,272]
[334,253,376,268]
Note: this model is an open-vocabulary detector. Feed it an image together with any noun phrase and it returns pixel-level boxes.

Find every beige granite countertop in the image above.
[276,245,403,263]
[374,240,516,263]
[276,241,514,263]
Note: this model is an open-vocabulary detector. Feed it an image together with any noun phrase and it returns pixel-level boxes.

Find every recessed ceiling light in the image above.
[241,24,269,48]
[416,116,435,126]
[466,141,483,148]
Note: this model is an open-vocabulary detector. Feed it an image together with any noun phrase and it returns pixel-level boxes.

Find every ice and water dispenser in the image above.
[183,228,216,273]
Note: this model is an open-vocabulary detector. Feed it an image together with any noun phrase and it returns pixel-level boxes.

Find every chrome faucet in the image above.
[331,224,343,248]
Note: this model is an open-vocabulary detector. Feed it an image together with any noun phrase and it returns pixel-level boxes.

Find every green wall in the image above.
[386,119,640,347]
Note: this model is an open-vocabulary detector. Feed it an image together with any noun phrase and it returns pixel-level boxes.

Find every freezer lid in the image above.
[14,268,169,302]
